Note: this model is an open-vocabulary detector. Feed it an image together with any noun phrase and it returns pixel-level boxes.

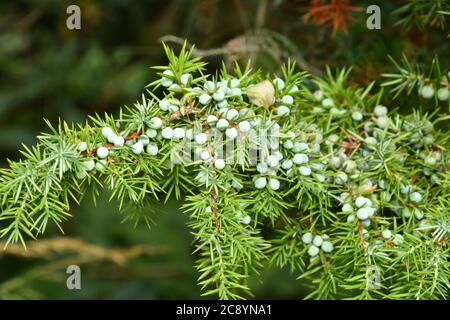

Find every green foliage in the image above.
[1,44,449,300]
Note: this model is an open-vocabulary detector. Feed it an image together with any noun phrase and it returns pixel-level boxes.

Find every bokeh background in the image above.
[0,0,448,299]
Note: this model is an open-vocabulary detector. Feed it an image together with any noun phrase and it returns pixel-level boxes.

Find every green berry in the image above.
[302,232,313,244]
[308,245,320,257]
[321,241,334,253]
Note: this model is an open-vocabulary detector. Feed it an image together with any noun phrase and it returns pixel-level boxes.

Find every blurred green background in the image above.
[0,0,448,299]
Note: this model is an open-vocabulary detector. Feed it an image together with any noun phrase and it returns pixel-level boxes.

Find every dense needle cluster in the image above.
[0,44,449,300]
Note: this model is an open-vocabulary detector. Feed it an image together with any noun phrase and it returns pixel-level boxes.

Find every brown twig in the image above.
[210,186,222,233]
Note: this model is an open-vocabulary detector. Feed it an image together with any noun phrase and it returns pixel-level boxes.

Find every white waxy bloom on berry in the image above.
[159,99,171,111]
[218,107,229,117]
[199,93,212,105]
[78,142,87,152]
[281,95,294,105]
[355,196,371,208]
[230,78,240,88]
[322,98,334,107]
[376,116,388,128]
[352,111,363,121]
[374,105,388,117]
[413,208,424,220]
[281,159,293,170]
[241,215,251,225]
[160,70,174,87]
[357,208,370,220]
[102,127,115,140]
[97,146,109,159]
[232,180,243,190]
[293,142,309,153]
[289,85,299,93]
[180,73,191,85]
[273,77,285,90]
[393,234,404,246]
[268,178,280,191]
[195,133,208,145]
[308,245,320,257]
[161,127,174,139]
[302,232,313,244]
[137,135,149,146]
[313,235,323,247]
[173,128,186,140]
[347,214,356,223]
[321,241,334,253]
[437,87,449,101]
[201,150,210,161]
[150,117,163,129]
[185,128,194,140]
[146,128,157,138]
[169,83,180,90]
[382,229,392,240]
[365,137,377,145]
[254,177,267,189]
[131,142,144,154]
[213,91,225,102]
[299,166,311,176]
[216,119,230,130]
[226,108,239,121]
[342,203,354,212]
[207,115,218,125]
[214,159,226,170]
[420,85,435,99]
[81,159,95,171]
[334,172,348,184]
[267,155,279,167]
[277,105,290,116]
[225,127,238,140]
[293,153,309,165]
[343,160,357,173]
[410,191,423,203]
[230,88,242,96]
[256,163,268,174]
[283,140,293,149]
[146,144,158,156]
[238,120,251,133]
[113,135,125,147]
[204,81,215,92]
[95,160,107,171]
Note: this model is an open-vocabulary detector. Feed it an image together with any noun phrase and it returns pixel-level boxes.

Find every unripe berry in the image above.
[334,172,348,185]
[241,215,251,225]
[374,105,388,117]
[321,241,334,253]
[277,105,290,117]
[146,144,158,156]
[273,77,285,90]
[131,142,144,154]
[355,196,371,208]
[293,153,309,165]
[268,178,280,191]
[113,135,125,147]
[393,234,404,246]
[283,140,294,149]
[256,163,268,174]
[267,155,279,167]
[97,146,109,159]
[150,117,163,129]
[382,229,392,240]
[293,142,309,153]
[365,137,377,146]
[299,166,312,176]
[199,93,212,105]
[281,95,294,105]
[102,127,115,140]
[409,192,423,203]
[342,203,354,212]
[95,160,107,171]
[214,159,225,170]
[216,119,230,130]
[78,142,87,152]
[230,78,240,88]
[213,91,225,102]
[207,115,218,125]
[195,133,208,145]
[413,208,424,220]
[225,127,238,140]
[226,108,239,121]
[146,128,157,138]
[81,159,95,171]
[437,87,449,101]
[201,150,210,161]
[308,245,320,257]
[347,214,356,223]
[238,121,251,133]
[180,73,191,85]
[173,128,186,140]
[254,177,267,189]
[313,235,323,247]
[352,111,363,121]
[322,98,334,107]
[376,116,388,129]
[421,85,435,99]
[161,127,174,139]
[281,159,293,170]
[302,232,313,244]
[159,99,171,111]
[357,207,369,220]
